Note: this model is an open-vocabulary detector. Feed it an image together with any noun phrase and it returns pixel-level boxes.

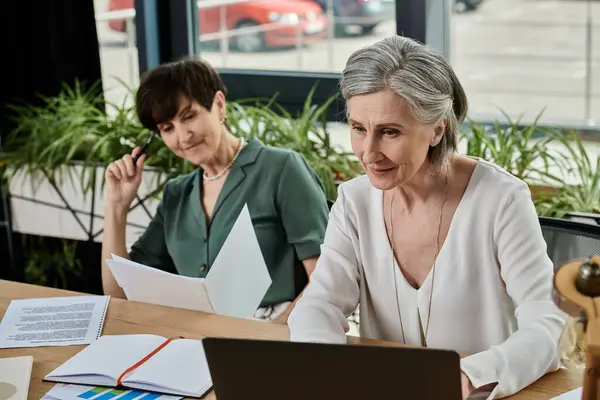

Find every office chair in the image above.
[539,216,600,271]
[564,211,600,226]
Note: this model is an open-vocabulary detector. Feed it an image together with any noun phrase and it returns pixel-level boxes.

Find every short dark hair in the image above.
[136,58,228,131]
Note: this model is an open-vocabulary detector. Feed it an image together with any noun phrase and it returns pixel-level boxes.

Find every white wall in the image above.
[9,165,163,247]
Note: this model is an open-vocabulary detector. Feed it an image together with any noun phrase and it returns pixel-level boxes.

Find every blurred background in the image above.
[95,0,600,128]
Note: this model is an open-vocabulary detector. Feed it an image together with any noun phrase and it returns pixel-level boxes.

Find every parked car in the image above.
[108,0,328,52]
[454,0,485,13]
[310,0,394,36]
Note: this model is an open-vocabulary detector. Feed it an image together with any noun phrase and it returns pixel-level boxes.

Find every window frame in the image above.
[136,0,426,120]
[135,0,200,75]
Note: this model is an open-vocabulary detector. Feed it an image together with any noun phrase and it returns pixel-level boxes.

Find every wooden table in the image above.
[0,280,583,399]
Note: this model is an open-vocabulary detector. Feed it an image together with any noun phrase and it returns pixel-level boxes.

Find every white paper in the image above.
[205,204,273,319]
[106,256,214,313]
[43,383,182,400]
[106,203,272,320]
[123,339,212,396]
[0,356,33,400]
[0,296,109,349]
[45,334,167,387]
[552,387,582,399]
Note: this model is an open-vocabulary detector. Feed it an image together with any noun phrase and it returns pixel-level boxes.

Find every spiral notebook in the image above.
[0,296,110,349]
[44,334,212,398]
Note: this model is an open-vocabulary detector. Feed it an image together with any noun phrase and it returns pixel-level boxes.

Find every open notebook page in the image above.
[107,255,213,313]
[124,338,212,397]
[44,335,167,387]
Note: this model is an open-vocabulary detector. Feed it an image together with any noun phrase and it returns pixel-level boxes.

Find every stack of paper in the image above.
[106,204,273,319]
[0,295,110,349]
[0,356,33,400]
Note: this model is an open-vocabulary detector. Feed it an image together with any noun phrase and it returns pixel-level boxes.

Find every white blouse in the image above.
[288,159,567,399]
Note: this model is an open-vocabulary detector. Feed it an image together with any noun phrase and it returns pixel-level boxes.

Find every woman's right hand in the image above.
[104,147,146,213]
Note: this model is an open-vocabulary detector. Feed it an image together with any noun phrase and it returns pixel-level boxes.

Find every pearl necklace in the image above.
[202,137,246,181]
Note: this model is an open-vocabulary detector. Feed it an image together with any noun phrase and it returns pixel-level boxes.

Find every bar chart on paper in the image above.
[42,383,182,400]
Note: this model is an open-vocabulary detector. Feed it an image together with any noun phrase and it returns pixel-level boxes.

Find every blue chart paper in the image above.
[42,383,182,400]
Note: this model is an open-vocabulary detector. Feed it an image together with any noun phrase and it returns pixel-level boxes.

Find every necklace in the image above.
[202,137,245,181]
[389,174,448,346]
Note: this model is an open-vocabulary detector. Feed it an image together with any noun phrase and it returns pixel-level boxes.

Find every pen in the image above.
[132,131,157,166]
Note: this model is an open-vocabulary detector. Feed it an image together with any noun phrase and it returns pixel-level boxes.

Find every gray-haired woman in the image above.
[288,36,566,399]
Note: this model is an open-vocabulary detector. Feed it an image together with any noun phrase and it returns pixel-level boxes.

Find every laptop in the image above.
[202,337,462,400]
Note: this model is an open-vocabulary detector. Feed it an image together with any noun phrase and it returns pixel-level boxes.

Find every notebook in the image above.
[0,356,33,400]
[44,334,212,398]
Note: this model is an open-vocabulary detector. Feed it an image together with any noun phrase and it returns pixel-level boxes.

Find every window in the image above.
[94,0,140,110]
[193,0,414,119]
[195,0,397,74]
[93,0,427,121]
[450,0,599,127]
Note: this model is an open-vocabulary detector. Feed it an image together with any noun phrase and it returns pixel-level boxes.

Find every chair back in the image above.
[539,216,600,270]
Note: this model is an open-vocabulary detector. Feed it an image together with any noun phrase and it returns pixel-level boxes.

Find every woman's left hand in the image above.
[461,372,474,399]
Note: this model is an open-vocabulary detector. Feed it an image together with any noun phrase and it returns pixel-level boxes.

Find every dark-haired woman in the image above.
[101,58,329,324]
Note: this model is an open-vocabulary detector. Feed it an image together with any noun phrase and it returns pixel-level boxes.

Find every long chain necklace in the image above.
[389,174,448,346]
[202,137,245,181]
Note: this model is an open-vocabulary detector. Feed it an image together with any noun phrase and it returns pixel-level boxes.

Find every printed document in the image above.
[106,203,272,319]
[0,296,110,349]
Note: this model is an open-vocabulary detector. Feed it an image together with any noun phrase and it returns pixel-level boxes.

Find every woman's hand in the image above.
[461,372,474,399]
[105,147,146,214]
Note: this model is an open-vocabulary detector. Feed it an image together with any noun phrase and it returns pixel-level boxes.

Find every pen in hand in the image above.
[132,131,157,166]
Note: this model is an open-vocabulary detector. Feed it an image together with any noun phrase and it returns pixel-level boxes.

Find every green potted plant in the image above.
[0,80,185,195]
[534,130,600,219]
[460,110,561,201]
[20,235,84,289]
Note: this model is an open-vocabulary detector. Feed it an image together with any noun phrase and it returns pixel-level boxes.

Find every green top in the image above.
[129,139,329,307]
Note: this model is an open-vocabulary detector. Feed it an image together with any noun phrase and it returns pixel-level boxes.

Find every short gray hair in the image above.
[340,35,468,174]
